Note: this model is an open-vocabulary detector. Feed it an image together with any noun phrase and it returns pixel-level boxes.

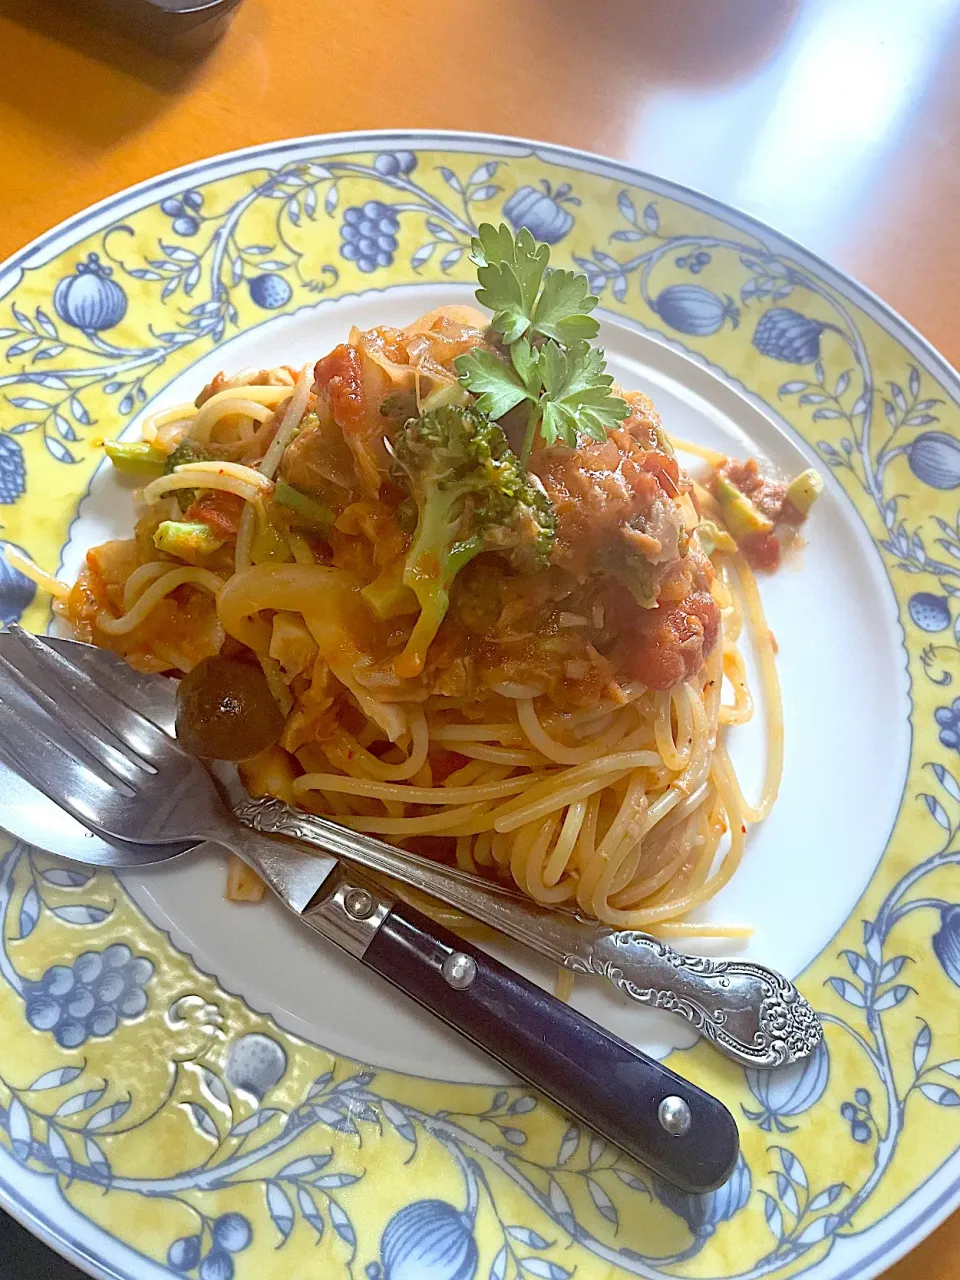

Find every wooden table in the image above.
[0,0,957,1275]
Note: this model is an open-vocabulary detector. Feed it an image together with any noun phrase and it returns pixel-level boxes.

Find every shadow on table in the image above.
[545,0,801,85]
[0,0,224,145]
[0,1209,86,1279]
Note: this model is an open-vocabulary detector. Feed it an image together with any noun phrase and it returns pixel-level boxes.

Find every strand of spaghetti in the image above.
[670,435,727,466]
[141,471,265,507]
[335,802,495,836]
[555,968,575,1002]
[195,384,293,412]
[234,366,312,574]
[577,773,648,915]
[718,562,743,640]
[291,771,537,805]
[177,459,276,490]
[711,572,734,611]
[538,800,589,895]
[609,835,646,897]
[732,553,783,822]
[654,684,695,772]
[449,742,546,767]
[512,814,573,904]
[122,561,171,612]
[2,547,70,601]
[643,781,710,849]
[326,709,429,783]
[490,749,661,818]
[257,366,311,480]
[701,644,723,731]
[517,699,633,765]
[640,690,711,837]
[455,834,477,872]
[720,641,753,724]
[138,402,195,443]
[569,792,601,875]
[192,398,277,445]
[233,504,257,575]
[430,723,525,744]
[190,389,291,444]
[441,758,497,789]
[654,921,753,939]
[493,768,643,835]
[610,825,695,908]
[96,567,224,635]
[471,831,494,869]
[490,830,512,868]
[508,816,550,893]
[612,757,747,927]
[540,799,587,888]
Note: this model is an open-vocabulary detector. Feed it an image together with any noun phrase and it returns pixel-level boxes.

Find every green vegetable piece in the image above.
[695,519,736,558]
[104,440,167,478]
[785,467,823,516]
[391,403,556,677]
[714,474,774,541]
[273,479,334,533]
[455,223,627,460]
[419,380,471,414]
[163,439,214,512]
[607,554,658,609]
[361,562,421,620]
[164,438,213,472]
[154,521,224,563]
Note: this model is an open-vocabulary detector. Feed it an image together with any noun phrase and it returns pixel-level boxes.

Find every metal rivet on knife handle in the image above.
[658,1095,692,1137]
[343,887,375,920]
[442,952,478,990]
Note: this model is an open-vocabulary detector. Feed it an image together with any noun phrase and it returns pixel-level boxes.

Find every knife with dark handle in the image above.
[300,856,739,1193]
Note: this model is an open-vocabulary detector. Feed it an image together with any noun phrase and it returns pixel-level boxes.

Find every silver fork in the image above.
[0,625,743,1192]
[0,627,822,1072]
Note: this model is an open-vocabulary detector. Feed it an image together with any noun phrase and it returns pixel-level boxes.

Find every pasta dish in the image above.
[23,225,819,934]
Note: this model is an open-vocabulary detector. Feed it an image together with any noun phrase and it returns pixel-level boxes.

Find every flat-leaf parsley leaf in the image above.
[455,223,627,461]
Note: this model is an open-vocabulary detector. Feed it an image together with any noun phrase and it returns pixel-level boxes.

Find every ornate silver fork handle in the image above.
[236,797,821,1069]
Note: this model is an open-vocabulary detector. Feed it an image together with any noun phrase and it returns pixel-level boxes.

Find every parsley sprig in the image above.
[454,223,628,462]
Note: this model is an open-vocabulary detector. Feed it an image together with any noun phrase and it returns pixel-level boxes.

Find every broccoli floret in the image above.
[154,520,224,564]
[164,439,216,513]
[164,438,213,473]
[391,404,555,678]
[105,440,167,478]
[273,479,334,534]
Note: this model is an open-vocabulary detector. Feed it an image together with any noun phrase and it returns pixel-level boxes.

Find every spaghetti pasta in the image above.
[49,298,813,933]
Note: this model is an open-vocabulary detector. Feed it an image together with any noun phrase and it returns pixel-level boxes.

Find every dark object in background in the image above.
[50,0,242,52]
[0,1210,87,1279]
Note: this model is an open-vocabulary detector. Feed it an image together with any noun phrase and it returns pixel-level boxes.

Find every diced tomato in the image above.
[430,749,468,782]
[741,530,782,572]
[605,584,721,691]
[314,344,366,438]
[183,491,246,538]
[313,343,386,493]
[717,457,788,523]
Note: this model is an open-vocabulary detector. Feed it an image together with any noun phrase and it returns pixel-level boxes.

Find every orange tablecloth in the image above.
[0,0,958,1275]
